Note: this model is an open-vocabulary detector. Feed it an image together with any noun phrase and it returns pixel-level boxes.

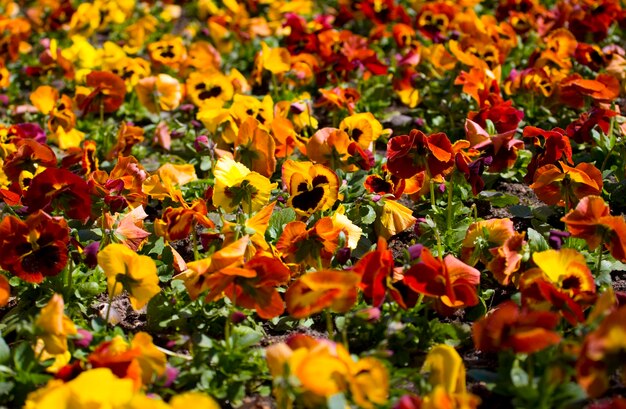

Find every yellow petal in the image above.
[30,86,59,115]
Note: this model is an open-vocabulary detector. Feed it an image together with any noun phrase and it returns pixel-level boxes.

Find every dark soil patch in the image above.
[95,292,146,333]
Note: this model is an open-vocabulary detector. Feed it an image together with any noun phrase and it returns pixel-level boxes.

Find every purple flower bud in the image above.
[179,104,195,112]
[548,230,570,250]
[414,118,425,127]
[438,183,446,193]
[335,247,351,264]
[0,95,8,106]
[73,329,93,348]
[194,135,210,152]
[407,244,424,260]
[277,195,286,203]
[191,120,203,129]
[372,194,382,202]
[357,307,381,322]
[413,218,426,236]
[163,364,179,387]
[83,242,100,269]
[231,311,246,324]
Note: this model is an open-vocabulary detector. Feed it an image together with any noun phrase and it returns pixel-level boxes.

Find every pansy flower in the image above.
[174,237,248,300]
[530,161,603,208]
[23,167,92,222]
[147,35,187,70]
[316,87,360,114]
[2,138,57,183]
[107,122,144,160]
[97,243,160,310]
[257,41,291,76]
[282,159,339,217]
[213,156,275,214]
[185,70,234,108]
[107,56,151,92]
[0,210,69,283]
[577,305,626,398]
[473,300,561,354]
[338,112,384,151]
[566,107,618,144]
[88,332,166,390]
[35,294,77,355]
[266,335,388,409]
[233,117,276,178]
[199,252,291,319]
[464,119,522,173]
[276,217,344,268]
[562,195,626,262]
[364,165,406,199]
[403,247,481,315]
[352,238,418,309]
[306,127,373,172]
[523,126,573,183]
[406,344,480,409]
[89,155,148,210]
[558,73,620,109]
[375,198,417,239]
[386,129,454,179]
[154,199,215,244]
[32,89,84,149]
[75,70,126,115]
[103,205,151,251]
[286,270,360,319]
[135,74,183,113]
[519,249,596,324]
[461,218,526,286]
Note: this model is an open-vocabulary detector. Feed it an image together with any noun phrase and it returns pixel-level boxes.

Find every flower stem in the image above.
[595,245,603,276]
[325,309,334,340]
[191,222,200,261]
[446,179,453,231]
[429,179,436,210]
[224,312,232,350]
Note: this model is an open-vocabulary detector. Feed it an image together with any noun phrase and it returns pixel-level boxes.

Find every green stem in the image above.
[600,114,617,173]
[325,309,334,340]
[435,229,444,262]
[224,312,232,350]
[191,222,200,261]
[595,245,603,276]
[63,257,73,300]
[341,315,349,350]
[429,179,436,210]
[446,179,453,231]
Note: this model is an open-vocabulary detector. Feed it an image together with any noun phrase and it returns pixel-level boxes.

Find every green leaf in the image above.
[0,336,9,365]
[478,191,519,208]
[266,207,297,241]
[509,205,532,218]
[527,228,549,252]
[232,326,263,348]
[510,364,529,388]
[359,205,377,225]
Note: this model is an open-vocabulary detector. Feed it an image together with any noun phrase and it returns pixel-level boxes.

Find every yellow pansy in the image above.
[35,294,77,355]
[213,157,276,214]
[97,243,160,310]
